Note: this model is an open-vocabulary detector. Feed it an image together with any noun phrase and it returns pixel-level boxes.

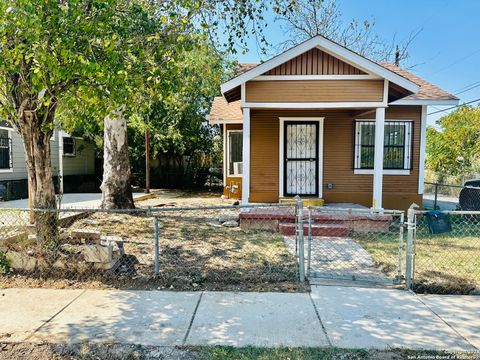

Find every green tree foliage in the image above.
[127,39,227,187]
[426,106,480,176]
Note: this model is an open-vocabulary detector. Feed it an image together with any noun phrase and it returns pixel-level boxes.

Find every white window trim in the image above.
[226,129,243,178]
[354,119,413,176]
[0,127,13,173]
[62,136,76,157]
[279,117,324,198]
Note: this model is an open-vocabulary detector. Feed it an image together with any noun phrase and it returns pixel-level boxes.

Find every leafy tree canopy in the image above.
[426,105,480,176]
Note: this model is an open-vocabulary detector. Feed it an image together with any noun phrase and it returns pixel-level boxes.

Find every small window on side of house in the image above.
[63,137,76,156]
[228,131,243,176]
[0,129,12,170]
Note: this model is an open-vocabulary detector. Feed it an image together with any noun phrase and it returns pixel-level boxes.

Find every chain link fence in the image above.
[424,181,480,211]
[302,206,405,285]
[411,210,480,295]
[0,204,307,292]
[1,200,478,295]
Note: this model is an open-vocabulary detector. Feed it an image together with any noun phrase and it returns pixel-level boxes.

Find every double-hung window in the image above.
[0,129,12,171]
[354,120,413,173]
[63,137,76,156]
[227,131,243,176]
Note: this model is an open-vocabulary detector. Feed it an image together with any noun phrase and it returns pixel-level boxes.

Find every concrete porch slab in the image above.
[30,290,200,346]
[0,288,85,342]
[310,285,475,351]
[186,291,329,347]
[419,294,480,349]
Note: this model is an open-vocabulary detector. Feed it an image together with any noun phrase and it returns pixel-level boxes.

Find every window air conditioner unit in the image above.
[233,162,243,175]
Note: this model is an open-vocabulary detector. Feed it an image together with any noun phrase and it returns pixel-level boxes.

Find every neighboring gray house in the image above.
[0,123,97,201]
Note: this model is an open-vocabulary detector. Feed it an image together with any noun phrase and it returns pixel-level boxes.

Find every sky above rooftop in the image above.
[230,0,480,126]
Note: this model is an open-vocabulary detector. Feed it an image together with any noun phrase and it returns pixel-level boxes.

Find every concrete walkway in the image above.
[0,286,478,351]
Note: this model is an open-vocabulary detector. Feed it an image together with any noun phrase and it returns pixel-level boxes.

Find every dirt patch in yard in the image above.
[0,197,307,292]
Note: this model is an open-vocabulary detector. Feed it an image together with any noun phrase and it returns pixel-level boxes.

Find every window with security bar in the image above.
[0,129,12,170]
[354,121,413,170]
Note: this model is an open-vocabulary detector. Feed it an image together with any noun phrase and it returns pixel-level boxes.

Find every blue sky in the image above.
[232,0,480,126]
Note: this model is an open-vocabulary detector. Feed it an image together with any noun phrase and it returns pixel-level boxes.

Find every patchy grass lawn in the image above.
[1,343,476,360]
[0,203,306,292]
[355,217,480,295]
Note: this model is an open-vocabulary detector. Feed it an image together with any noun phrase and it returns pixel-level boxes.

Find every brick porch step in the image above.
[278,223,350,237]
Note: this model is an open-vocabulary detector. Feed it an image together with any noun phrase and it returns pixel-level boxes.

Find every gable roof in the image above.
[221,35,420,96]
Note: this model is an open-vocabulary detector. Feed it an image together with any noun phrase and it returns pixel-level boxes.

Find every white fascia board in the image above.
[243,101,386,109]
[220,35,420,95]
[390,99,459,106]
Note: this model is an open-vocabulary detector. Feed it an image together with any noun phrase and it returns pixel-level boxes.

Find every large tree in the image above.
[426,105,480,177]
[277,0,419,64]
[0,0,120,247]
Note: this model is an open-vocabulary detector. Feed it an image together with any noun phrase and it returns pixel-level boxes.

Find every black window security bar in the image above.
[0,137,12,169]
[353,121,413,170]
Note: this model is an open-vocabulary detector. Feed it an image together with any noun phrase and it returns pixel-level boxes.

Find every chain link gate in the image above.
[298,203,406,286]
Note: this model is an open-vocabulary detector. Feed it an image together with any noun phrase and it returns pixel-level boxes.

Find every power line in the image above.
[427,98,480,116]
[454,80,480,94]
[455,82,480,96]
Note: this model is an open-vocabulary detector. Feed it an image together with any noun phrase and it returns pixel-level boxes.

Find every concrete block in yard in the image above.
[0,231,28,245]
[100,236,125,253]
[222,220,239,227]
[71,229,101,241]
[218,213,240,223]
[83,244,110,263]
[6,251,37,272]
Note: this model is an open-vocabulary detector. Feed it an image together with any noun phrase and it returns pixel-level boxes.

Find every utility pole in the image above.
[145,127,150,193]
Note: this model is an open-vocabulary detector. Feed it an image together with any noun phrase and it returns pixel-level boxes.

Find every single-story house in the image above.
[209,35,458,210]
[0,122,97,201]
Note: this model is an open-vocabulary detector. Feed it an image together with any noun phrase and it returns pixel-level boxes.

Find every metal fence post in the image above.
[307,207,312,277]
[154,216,160,275]
[295,196,305,283]
[405,205,417,290]
[434,183,439,210]
[395,212,405,284]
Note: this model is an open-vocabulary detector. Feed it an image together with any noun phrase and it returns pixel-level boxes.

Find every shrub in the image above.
[0,251,10,274]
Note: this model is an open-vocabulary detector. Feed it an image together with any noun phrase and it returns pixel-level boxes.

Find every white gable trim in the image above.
[390,99,459,106]
[252,74,380,81]
[221,35,419,95]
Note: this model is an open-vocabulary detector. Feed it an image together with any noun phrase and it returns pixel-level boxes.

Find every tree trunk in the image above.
[18,109,58,251]
[100,108,134,209]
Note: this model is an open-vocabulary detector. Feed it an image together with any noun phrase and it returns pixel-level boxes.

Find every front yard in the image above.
[0,192,306,292]
[356,217,480,295]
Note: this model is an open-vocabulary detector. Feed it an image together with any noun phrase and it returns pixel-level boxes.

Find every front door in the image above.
[284,121,319,196]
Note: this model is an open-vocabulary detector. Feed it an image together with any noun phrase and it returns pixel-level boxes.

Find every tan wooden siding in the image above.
[245,80,384,103]
[224,176,242,199]
[264,48,366,75]
[249,111,279,203]
[248,106,422,210]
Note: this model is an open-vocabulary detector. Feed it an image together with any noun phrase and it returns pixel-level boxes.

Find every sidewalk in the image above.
[0,285,478,351]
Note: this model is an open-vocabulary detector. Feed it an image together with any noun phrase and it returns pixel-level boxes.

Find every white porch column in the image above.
[372,107,385,209]
[242,108,250,204]
[418,105,427,195]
